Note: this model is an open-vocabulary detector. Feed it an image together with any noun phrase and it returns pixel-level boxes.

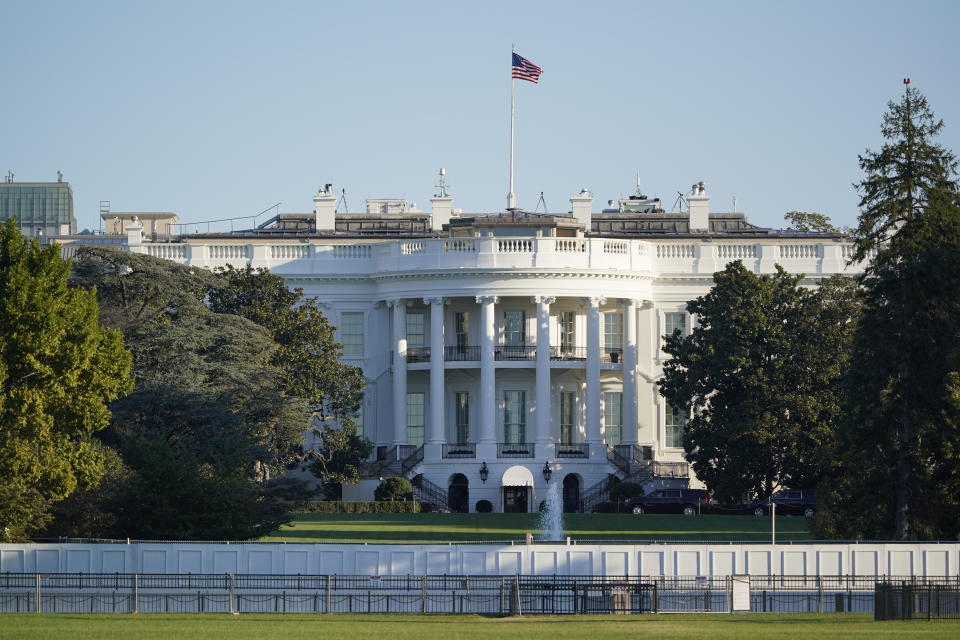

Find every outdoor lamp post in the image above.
[479,462,489,483]
[542,461,552,482]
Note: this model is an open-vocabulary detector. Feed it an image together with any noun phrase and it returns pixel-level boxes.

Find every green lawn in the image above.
[1,614,958,640]
[262,513,812,543]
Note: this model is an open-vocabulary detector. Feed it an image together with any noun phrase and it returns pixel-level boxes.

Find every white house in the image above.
[57,179,862,513]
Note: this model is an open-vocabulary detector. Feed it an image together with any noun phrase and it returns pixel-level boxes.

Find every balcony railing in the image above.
[497,442,535,458]
[550,346,588,360]
[442,443,476,458]
[600,349,623,364]
[406,347,430,363]
[494,344,536,360]
[555,442,589,458]
[444,345,480,361]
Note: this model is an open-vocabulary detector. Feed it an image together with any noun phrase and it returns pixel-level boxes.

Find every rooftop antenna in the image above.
[534,191,548,213]
[5,171,13,183]
[336,188,349,214]
[435,167,450,197]
[57,170,63,183]
[672,191,687,213]
[732,195,737,214]
[635,172,643,196]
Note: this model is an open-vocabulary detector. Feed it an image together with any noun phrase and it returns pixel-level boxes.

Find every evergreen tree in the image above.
[819,85,960,540]
[0,221,132,540]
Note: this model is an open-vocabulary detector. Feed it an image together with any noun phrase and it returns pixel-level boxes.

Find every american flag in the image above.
[511,52,543,84]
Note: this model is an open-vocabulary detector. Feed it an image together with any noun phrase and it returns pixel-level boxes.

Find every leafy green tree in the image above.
[819,86,960,540]
[0,221,132,540]
[658,262,858,502]
[207,265,366,485]
[783,211,843,233]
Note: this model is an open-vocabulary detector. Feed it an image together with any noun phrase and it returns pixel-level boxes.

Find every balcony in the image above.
[600,349,622,364]
[497,442,535,458]
[550,346,587,361]
[444,345,480,361]
[555,442,590,458]
[494,344,536,360]
[442,443,476,458]
[406,347,431,363]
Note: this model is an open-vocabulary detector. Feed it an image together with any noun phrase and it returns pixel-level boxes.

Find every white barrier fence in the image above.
[2,542,958,578]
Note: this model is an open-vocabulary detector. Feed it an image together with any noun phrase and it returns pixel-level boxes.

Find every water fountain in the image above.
[538,481,565,541]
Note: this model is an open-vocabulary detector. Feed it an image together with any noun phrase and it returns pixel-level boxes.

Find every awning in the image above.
[501,465,535,487]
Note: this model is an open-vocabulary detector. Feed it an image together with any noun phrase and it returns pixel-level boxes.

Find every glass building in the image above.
[0,179,76,238]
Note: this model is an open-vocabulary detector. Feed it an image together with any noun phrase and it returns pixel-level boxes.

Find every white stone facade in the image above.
[56,186,863,513]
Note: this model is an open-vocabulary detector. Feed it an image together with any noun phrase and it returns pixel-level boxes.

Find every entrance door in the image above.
[563,474,581,513]
[503,486,529,513]
[448,474,469,513]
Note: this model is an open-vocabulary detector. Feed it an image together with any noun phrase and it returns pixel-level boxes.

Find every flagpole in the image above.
[507,47,517,210]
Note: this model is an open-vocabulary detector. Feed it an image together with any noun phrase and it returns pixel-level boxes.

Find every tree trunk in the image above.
[894,361,911,540]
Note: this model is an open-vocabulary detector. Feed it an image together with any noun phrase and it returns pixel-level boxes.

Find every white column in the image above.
[477,296,499,445]
[390,299,407,446]
[622,298,639,446]
[534,296,555,450]
[585,296,605,448]
[426,297,445,445]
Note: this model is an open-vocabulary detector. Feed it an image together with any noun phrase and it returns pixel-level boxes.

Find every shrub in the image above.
[295,501,420,514]
[609,482,644,504]
[475,499,493,513]
[375,477,413,502]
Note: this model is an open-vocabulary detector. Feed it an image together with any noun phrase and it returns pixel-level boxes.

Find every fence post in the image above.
[131,574,139,614]
[817,576,822,613]
[35,574,41,614]
[421,575,427,613]
[325,575,331,613]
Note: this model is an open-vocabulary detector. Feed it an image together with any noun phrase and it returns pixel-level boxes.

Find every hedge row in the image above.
[295,501,422,514]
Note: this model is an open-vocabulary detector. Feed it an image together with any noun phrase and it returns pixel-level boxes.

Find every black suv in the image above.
[748,490,816,517]
[627,489,711,515]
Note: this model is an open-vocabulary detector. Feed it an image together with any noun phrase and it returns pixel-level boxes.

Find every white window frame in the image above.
[665,403,686,449]
[406,392,425,446]
[603,391,623,446]
[503,390,526,444]
[340,312,364,357]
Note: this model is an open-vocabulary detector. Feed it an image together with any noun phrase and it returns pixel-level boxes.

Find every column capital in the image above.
[619,298,641,307]
[584,296,606,307]
[532,295,556,305]
[423,296,446,306]
[475,295,500,305]
[385,298,409,308]
[640,299,655,310]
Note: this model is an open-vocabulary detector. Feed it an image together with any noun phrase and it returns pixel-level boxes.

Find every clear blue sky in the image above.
[3,0,959,233]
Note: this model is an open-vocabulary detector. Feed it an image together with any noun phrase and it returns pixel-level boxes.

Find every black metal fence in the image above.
[875,581,960,620]
[1,573,958,615]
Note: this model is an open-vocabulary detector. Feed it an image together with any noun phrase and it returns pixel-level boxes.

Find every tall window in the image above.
[340,312,364,357]
[664,312,688,337]
[406,312,425,349]
[406,393,425,446]
[503,310,526,346]
[455,311,469,350]
[455,392,470,444]
[665,403,686,448]
[560,392,575,444]
[352,398,364,439]
[559,311,575,352]
[503,391,526,443]
[604,312,623,354]
[604,392,623,446]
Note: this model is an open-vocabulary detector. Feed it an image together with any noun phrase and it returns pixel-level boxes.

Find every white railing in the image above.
[841,244,855,260]
[497,239,533,252]
[208,245,249,260]
[270,245,310,260]
[330,244,373,259]
[603,241,628,254]
[656,244,695,259]
[146,244,187,260]
[556,239,586,253]
[717,244,757,260]
[444,239,476,252]
[779,244,820,260]
[400,241,426,255]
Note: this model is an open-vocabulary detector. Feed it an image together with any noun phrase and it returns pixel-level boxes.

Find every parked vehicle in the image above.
[627,489,711,516]
[748,489,816,517]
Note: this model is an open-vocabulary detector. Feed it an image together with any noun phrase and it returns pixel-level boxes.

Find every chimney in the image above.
[570,188,593,227]
[430,196,453,231]
[314,184,337,232]
[688,181,710,232]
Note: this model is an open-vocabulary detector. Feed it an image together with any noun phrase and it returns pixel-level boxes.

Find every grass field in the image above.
[263,513,812,543]
[1,613,958,640]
